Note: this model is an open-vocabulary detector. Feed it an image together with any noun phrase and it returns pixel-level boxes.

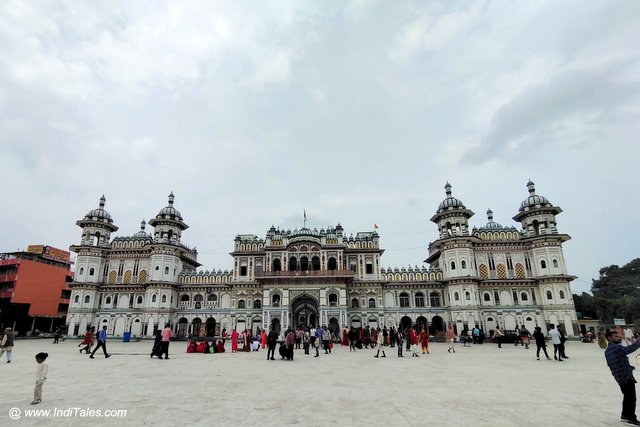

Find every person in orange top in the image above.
[419,327,430,354]
[445,324,457,353]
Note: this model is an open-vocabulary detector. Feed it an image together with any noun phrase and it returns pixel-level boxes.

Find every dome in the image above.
[155,192,183,220]
[84,195,113,221]
[519,180,551,211]
[437,182,466,211]
[132,219,151,238]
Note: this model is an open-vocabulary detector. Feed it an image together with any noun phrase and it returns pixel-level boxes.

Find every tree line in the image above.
[573,258,640,325]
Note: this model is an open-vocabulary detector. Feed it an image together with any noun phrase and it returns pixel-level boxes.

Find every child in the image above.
[32,352,48,405]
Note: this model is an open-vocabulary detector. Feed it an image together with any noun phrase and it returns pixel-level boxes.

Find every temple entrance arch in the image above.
[291,294,319,329]
[431,315,444,335]
[400,316,412,333]
[270,318,281,335]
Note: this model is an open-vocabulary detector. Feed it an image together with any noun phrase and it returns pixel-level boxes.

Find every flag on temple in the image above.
[374,223,379,229]
[304,210,307,221]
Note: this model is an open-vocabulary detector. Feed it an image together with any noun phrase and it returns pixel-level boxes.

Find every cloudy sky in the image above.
[1,1,639,294]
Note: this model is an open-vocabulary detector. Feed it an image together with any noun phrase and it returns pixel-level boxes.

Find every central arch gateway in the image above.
[291,294,319,329]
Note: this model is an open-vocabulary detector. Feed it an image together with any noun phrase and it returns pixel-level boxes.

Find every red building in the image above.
[0,245,73,336]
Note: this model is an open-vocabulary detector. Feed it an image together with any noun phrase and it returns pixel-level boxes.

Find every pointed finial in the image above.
[140,219,146,231]
[168,192,175,205]
[445,182,452,196]
[487,209,493,221]
[99,195,106,208]
[527,180,535,195]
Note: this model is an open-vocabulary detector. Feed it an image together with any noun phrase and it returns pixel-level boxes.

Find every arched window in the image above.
[207,294,217,302]
[161,294,167,303]
[461,260,467,269]
[289,256,297,271]
[272,258,281,272]
[553,259,559,268]
[79,267,84,275]
[454,292,459,301]
[430,292,441,307]
[89,267,95,276]
[84,295,90,304]
[546,290,552,300]
[351,298,359,308]
[181,294,190,302]
[300,256,309,271]
[450,261,456,270]
[540,260,547,269]
[137,296,143,304]
[105,296,112,304]
[484,292,491,302]
[238,299,246,309]
[272,294,280,307]
[520,292,528,301]
[465,291,471,301]
[164,266,170,274]
[328,293,338,307]
[74,295,80,303]
[328,257,337,271]
[399,292,410,307]
[254,299,261,309]
[312,256,321,271]
[415,292,425,307]
[368,298,376,308]
[559,290,566,299]
[151,295,157,303]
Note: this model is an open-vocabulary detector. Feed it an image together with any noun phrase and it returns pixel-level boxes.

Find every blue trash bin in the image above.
[123,332,131,342]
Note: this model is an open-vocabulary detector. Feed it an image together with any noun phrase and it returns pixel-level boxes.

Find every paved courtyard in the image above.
[0,338,632,426]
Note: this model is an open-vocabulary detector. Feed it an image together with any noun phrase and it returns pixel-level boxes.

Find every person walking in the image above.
[348,328,357,352]
[261,328,267,350]
[548,324,563,361]
[558,326,569,359]
[285,329,295,360]
[533,326,551,360]
[266,327,278,360]
[520,325,532,349]
[322,326,332,354]
[79,326,94,354]
[90,326,110,359]
[493,326,504,349]
[409,327,420,357]
[396,329,404,357]
[513,325,524,346]
[374,328,386,358]
[0,327,14,363]
[605,329,640,425]
[53,327,63,344]
[160,324,172,359]
[31,352,48,405]
[445,324,457,353]
[419,327,430,354]
[150,330,162,358]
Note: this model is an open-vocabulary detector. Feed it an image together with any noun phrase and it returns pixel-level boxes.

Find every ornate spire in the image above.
[140,219,146,231]
[487,209,493,221]
[445,182,452,196]
[168,192,175,205]
[527,180,535,195]
[99,195,106,208]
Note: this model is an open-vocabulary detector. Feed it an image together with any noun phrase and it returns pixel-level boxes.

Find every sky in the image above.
[1,1,639,295]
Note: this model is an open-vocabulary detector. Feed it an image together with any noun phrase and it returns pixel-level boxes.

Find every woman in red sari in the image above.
[341,326,349,346]
[231,329,239,353]
[261,328,267,349]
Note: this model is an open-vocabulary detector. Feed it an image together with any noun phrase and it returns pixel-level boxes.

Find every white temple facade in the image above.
[65,182,578,338]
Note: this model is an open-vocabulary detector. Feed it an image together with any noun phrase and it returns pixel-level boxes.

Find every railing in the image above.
[178,302,219,309]
[0,273,17,282]
[256,269,355,278]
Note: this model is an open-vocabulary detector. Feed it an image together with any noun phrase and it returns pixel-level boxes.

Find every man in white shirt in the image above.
[548,324,564,361]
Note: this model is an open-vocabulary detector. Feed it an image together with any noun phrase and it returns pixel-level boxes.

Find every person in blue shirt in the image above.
[605,329,640,425]
[90,326,111,359]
